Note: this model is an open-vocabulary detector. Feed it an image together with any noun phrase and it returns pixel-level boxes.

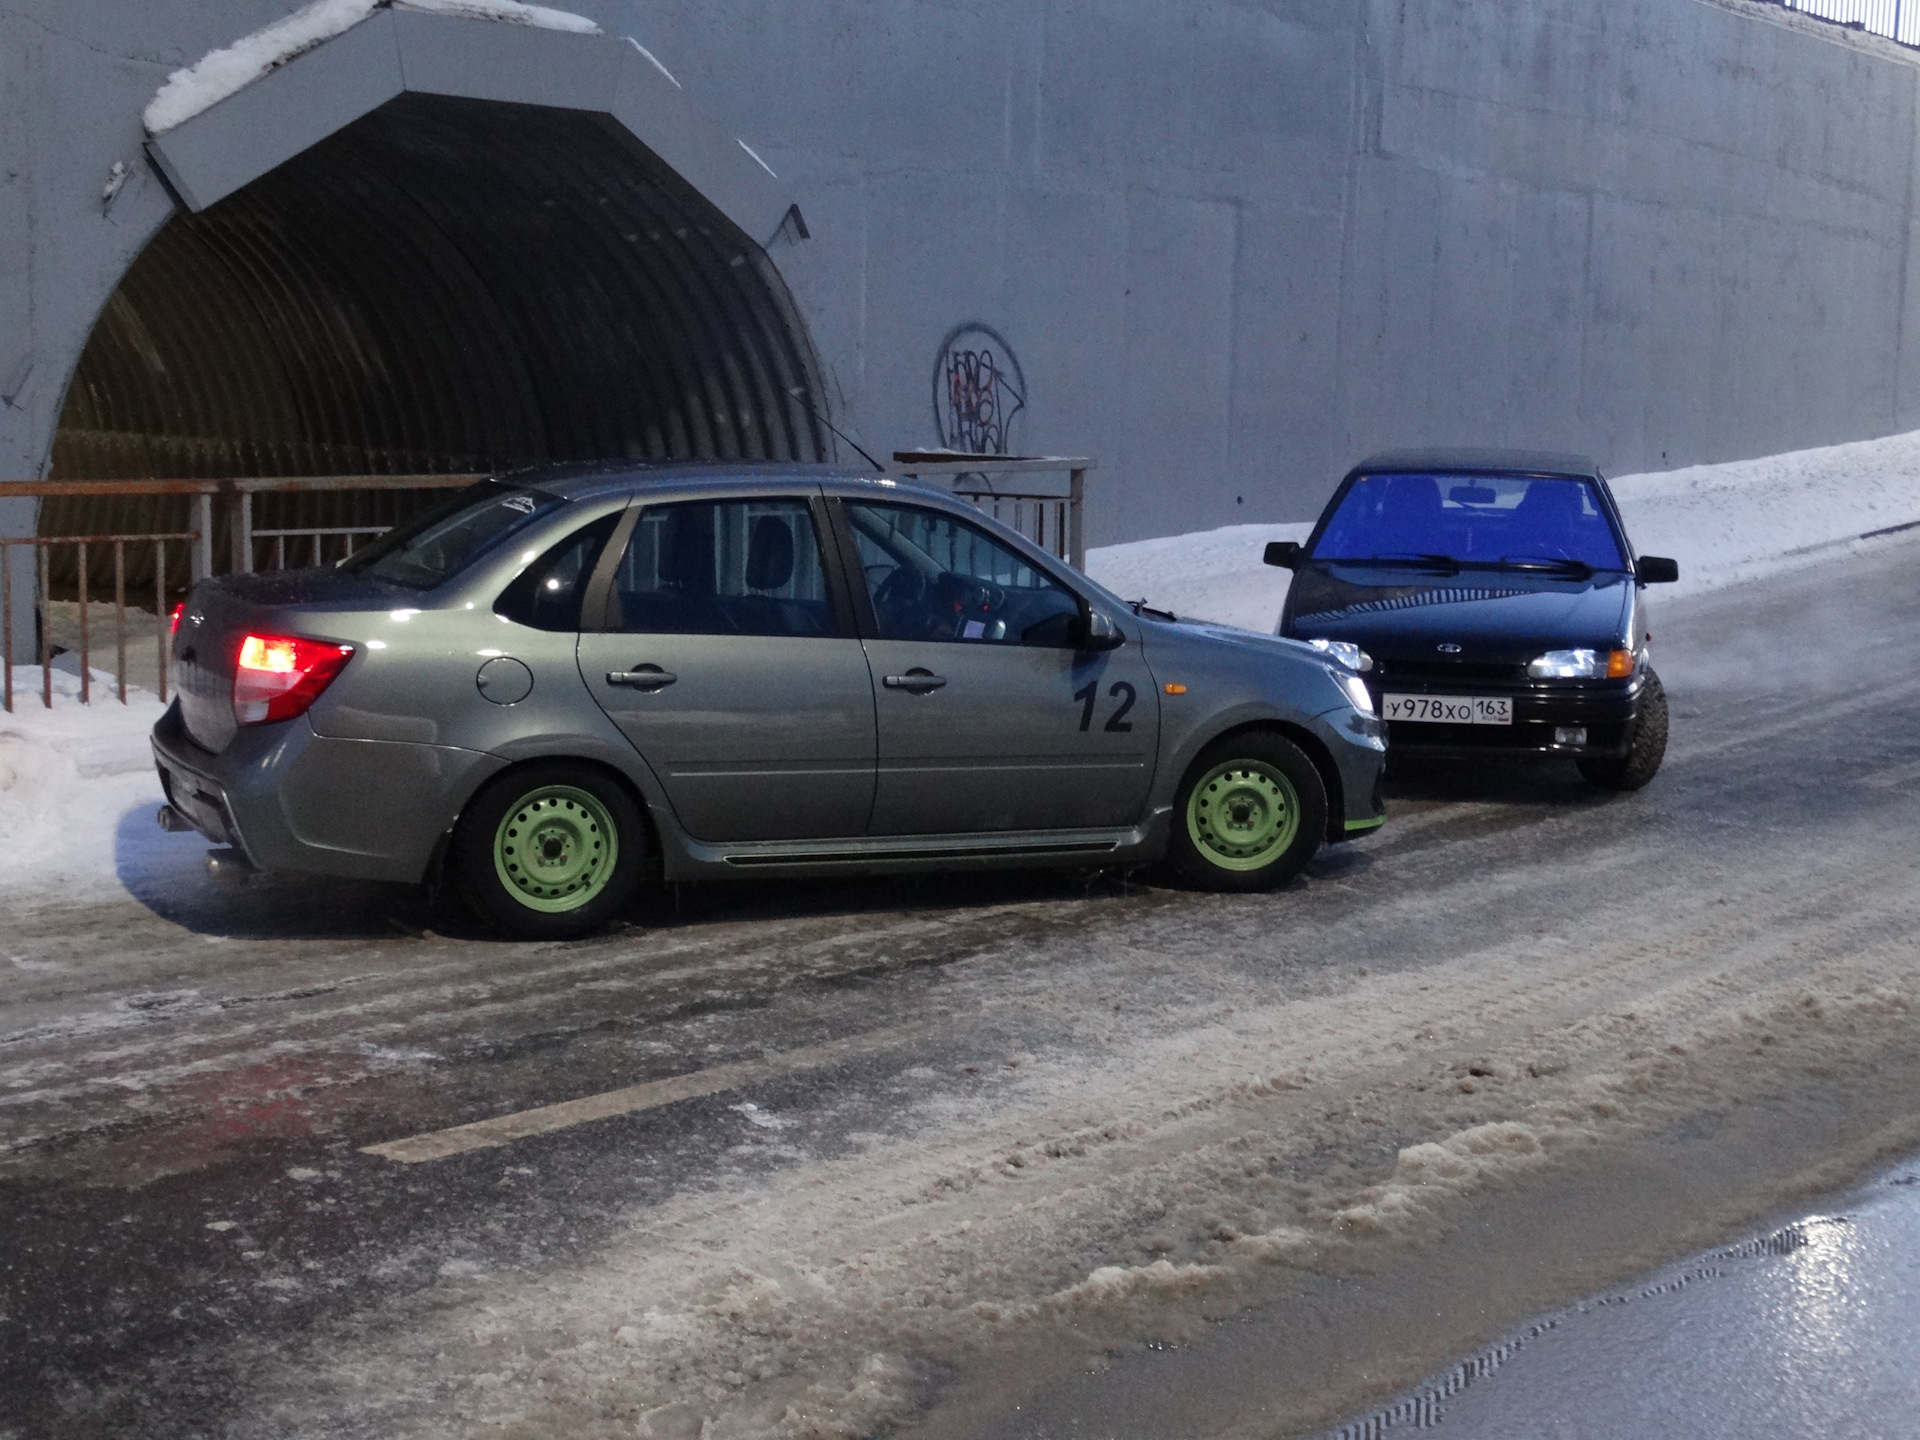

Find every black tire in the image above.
[1577,669,1669,792]
[451,762,647,939]
[1167,730,1328,892]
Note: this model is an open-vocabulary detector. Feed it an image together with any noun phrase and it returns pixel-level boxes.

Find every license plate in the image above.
[1383,694,1512,725]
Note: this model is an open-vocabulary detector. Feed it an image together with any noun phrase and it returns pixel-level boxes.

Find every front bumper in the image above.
[1314,706,1389,840]
[1373,673,1644,759]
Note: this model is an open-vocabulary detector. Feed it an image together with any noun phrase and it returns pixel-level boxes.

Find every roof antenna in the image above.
[787,385,882,472]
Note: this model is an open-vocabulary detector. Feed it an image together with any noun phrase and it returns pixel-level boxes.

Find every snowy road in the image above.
[5,538,1920,1440]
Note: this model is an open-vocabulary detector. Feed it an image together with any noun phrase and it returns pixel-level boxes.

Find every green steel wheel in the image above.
[1168,731,1327,892]
[1186,760,1301,872]
[492,784,619,913]
[453,762,646,939]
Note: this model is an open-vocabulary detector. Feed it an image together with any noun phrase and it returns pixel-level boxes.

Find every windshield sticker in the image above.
[502,494,539,515]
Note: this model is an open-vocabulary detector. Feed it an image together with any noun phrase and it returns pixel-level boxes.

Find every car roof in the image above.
[1344,448,1602,481]
[499,459,953,506]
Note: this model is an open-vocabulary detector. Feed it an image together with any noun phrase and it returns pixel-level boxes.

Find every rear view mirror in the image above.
[1449,484,1498,505]
[1080,607,1126,651]
[1636,556,1679,584]
[1263,540,1302,569]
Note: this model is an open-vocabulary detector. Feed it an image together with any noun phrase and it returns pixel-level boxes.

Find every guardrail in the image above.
[2,475,476,712]
[892,452,1093,571]
[1773,0,1914,46]
[5,462,1095,712]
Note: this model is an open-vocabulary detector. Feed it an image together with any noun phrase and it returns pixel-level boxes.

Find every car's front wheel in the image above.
[452,762,646,939]
[1167,731,1327,892]
[1577,669,1669,792]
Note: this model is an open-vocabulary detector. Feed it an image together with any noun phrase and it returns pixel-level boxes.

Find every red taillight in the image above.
[169,603,184,635]
[232,633,354,726]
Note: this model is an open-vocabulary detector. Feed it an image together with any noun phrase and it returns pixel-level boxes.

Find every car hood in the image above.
[1283,565,1633,664]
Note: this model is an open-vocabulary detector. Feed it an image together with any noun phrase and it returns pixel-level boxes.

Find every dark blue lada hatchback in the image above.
[1267,450,1680,790]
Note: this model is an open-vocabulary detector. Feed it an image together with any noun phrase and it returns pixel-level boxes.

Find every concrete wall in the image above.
[2,0,1919,558]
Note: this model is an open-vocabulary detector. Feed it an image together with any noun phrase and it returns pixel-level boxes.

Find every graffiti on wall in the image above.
[932,323,1026,456]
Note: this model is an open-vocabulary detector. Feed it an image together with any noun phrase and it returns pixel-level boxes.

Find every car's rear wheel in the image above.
[1168,731,1327,892]
[1577,669,1669,791]
[453,762,645,938]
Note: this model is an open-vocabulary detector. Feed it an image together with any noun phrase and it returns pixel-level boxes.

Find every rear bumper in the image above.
[151,700,503,883]
[1376,674,1643,759]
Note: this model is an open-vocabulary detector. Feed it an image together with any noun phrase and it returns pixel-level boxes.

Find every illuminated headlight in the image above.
[1336,671,1375,716]
[1306,638,1374,672]
[1527,647,1636,679]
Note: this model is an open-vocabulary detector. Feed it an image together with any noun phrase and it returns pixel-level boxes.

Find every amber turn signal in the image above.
[1606,648,1635,679]
[1164,682,1187,695]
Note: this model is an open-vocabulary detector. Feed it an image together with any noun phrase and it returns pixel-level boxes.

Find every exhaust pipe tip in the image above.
[204,848,256,884]
[156,804,194,834]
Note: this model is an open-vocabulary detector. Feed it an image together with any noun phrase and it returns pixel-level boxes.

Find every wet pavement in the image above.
[1324,1157,1920,1439]
[3,538,1920,1437]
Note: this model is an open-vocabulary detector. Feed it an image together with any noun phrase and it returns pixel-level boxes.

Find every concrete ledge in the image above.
[142,9,793,245]
[146,13,405,213]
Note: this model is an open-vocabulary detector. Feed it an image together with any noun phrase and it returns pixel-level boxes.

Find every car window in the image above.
[342,480,566,590]
[493,512,620,631]
[1311,473,1627,571]
[845,500,1081,646]
[608,498,835,637]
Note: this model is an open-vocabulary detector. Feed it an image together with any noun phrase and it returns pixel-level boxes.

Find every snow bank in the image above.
[0,669,174,899]
[143,0,601,135]
[1086,428,1920,632]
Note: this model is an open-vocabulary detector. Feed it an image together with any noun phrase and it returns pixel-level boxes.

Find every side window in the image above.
[493,512,619,631]
[845,501,1082,646]
[608,498,835,638]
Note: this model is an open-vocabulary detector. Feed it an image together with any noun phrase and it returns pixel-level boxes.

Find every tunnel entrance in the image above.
[44,90,828,580]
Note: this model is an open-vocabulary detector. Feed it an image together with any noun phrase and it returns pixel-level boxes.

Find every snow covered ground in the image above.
[1085,428,1920,631]
[6,428,1920,904]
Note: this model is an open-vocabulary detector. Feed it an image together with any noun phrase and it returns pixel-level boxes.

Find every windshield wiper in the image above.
[1494,556,1594,579]
[1321,553,1461,574]
[1129,598,1178,621]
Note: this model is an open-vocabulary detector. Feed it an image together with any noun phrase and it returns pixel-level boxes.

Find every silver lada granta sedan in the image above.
[152,466,1387,937]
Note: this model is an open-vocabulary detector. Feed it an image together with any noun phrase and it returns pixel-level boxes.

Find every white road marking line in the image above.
[1859,758,1920,789]
[359,1025,925,1164]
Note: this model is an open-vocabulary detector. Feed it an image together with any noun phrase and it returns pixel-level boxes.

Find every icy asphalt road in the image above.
[4,540,1920,1440]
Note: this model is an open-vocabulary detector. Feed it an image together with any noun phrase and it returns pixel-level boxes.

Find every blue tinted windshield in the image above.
[1311,473,1627,571]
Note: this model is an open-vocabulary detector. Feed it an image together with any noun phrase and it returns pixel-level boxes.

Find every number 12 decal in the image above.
[1073,680,1137,732]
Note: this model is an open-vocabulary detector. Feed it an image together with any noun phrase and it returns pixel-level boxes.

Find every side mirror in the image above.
[1263,540,1302,569]
[1635,556,1679,584]
[1080,607,1126,651]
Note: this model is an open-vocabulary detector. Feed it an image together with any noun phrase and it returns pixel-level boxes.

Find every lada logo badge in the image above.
[1437,642,1462,653]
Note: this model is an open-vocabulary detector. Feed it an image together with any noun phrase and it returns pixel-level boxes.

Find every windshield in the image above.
[341,480,566,590]
[1310,473,1627,572]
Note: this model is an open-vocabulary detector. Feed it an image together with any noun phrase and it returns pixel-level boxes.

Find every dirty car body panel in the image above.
[152,465,1387,898]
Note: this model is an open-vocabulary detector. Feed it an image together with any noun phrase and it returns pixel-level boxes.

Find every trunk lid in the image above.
[171,569,402,753]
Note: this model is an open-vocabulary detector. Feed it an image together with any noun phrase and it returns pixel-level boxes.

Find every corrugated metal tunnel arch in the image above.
[45,92,829,572]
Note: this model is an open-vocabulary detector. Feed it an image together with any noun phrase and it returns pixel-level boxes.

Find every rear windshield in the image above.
[1311,473,1627,572]
[341,480,566,590]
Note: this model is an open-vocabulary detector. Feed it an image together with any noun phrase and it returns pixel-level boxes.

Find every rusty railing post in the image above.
[2,543,11,714]
[231,486,254,574]
[192,492,213,581]
[156,538,168,704]
[37,543,50,709]
[113,540,127,705]
[76,539,90,705]
[1068,467,1087,571]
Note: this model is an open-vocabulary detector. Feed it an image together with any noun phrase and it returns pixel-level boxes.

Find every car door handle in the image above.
[883,669,947,693]
[607,667,677,690]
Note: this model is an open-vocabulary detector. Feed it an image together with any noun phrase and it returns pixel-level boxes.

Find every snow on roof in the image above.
[142,0,601,136]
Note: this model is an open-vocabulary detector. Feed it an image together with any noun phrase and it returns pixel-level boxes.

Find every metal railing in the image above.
[892,452,1093,571]
[1773,0,1916,47]
[2,475,477,711]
